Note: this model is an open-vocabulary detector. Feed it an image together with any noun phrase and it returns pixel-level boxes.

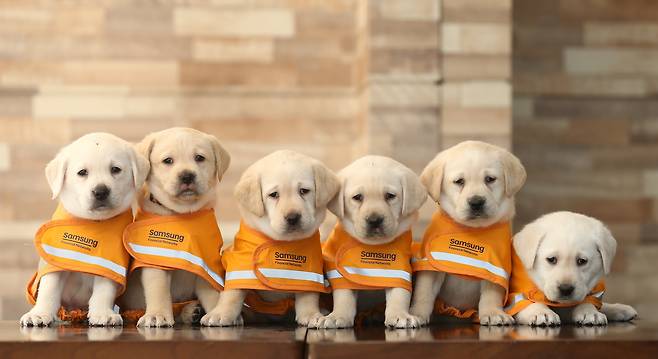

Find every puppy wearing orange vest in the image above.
[506,211,637,326]
[316,156,427,329]
[20,133,149,327]
[409,141,526,326]
[201,150,339,327]
[119,128,230,327]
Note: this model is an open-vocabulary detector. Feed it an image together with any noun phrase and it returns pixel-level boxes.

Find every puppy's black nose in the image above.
[285,212,301,226]
[366,215,384,228]
[558,284,575,297]
[92,185,110,201]
[468,196,486,211]
[179,171,196,185]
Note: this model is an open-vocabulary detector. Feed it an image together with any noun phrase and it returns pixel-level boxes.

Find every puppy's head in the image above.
[136,127,230,213]
[420,141,526,228]
[234,150,339,241]
[46,132,149,220]
[513,211,616,303]
[328,156,427,245]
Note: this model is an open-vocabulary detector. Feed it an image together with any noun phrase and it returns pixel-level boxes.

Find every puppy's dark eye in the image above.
[352,194,363,202]
[576,258,588,266]
[269,192,279,199]
[194,154,205,162]
[77,169,88,177]
[546,256,557,265]
[299,188,310,196]
[485,176,497,184]
[111,166,122,174]
[453,178,465,186]
[163,157,174,165]
[385,192,396,200]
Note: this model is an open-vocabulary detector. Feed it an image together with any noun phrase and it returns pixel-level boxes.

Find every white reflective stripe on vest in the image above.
[504,293,525,311]
[343,266,411,282]
[592,291,604,299]
[325,270,342,279]
[226,268,330,287]
[42,243,126,277]
[225,270,258,281]
[128,243,224,286]
[430,251,509,279]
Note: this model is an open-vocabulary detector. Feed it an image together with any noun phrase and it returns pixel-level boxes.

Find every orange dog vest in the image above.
[323,224,413,292]
[222,222,329,314]
[412,209,512,319]
[26,205,133,305]
[505,251,605,316]
[123,208,225,291]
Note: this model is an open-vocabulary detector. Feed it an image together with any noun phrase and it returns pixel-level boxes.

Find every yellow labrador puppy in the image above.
[507,211,638,326]
[318,156,427,328]
[21,133,148,327]
[410,141,526,326]
[201,150,339,327]
[119,127,230,327]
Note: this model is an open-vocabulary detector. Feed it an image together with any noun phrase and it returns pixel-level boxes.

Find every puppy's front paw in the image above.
[573,306,607,326]
[384,310,421,329]
[200,310,243,327]
[479,309,515,326]
[88,310,123,326]
[137,311,174,327]
[408,305,431,326]
[515,304,561,326]
[179,302,203,324]
[603,303,638,322]
[296,311,323,328]
[316,312,355,329]
[20,310,56,327]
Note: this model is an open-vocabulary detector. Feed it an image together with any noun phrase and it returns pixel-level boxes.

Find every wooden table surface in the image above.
[1,321,658,358]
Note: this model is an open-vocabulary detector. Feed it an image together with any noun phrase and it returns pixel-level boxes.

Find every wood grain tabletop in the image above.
[1,321,657,359]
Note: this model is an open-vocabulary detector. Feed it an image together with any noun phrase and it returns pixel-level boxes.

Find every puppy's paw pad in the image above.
[296,312,324,328]
[137,312,174,327]
[20,311,55,327]
[317,313,354,329]
[575,311,608,326]
[179,302,204,324]
[88,312,123,327]
[200,311,243,327]
[385,311,422,329]
[479,311,515,326]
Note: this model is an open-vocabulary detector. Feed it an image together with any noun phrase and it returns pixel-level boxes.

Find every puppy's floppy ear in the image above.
[513,220,546,269]
[45,150,68,200]
[129,145,150,190]
[135,132,157,167]
[420,151,447,202]
[207,134,231,182]
[501,150,527,197]
[401,167,427,217]
[595,222,617,274]
[312,161,340,208]
[327,175,345,219]
[234,167,264,217]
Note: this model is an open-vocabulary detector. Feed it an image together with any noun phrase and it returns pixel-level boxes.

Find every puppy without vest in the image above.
[119,127,230,327]
[317,156,428,329]
[409,140,526,326]
[201,150,339,327]
[21,133,149,327]
[507,211,638,326]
